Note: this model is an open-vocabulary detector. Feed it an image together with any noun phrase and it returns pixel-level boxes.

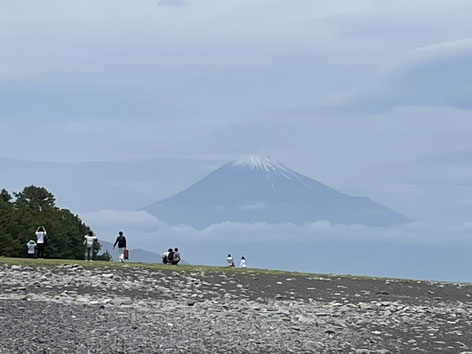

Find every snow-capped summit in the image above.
[143,156,411,229]
[231,155,290,172]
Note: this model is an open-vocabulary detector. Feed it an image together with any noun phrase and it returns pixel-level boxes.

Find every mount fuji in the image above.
[143,156,411,229]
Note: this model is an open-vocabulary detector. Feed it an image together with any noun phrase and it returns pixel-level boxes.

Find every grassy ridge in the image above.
[0,256,397,281]
[0,257,303,275]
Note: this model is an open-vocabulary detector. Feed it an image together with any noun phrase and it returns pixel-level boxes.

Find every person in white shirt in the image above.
[35,226,47,259]
[84,231,97,261]
[240,256,247,268]
[162,250,169,264]
[226,254,235,267]
[26,240,37,258]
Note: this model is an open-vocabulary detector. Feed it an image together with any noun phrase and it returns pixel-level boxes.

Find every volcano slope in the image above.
[144,156,410,229]
[1,259,471,353]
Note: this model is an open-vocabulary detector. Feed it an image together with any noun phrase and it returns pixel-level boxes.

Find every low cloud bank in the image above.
[81,210,472,245]
[80,210,472,282]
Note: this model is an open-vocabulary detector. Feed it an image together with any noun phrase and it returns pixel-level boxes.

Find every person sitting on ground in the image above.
[84,231,97,262]
[227,254,235,267]
[167,248,174,264]
[26,240,37,258]
[172,248,181,265]
[162,249,169,264]
[113,231,127,263]
[35,226,47,259]
[240,256,247,268]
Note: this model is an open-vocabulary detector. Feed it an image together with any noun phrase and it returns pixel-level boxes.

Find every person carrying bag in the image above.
[113,231,127,263]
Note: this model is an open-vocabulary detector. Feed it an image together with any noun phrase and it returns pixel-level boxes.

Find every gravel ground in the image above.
[1,261,472,353]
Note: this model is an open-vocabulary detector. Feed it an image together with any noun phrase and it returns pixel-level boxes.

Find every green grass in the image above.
[0,256,312,276]
[0,256,401,281]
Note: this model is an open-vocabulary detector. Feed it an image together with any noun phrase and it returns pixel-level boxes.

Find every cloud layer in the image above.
[2,1,472,161]
[81,210,472,282]
[334,38,472,112]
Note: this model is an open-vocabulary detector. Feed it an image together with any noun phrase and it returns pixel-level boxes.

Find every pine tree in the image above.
[0,185,102,260]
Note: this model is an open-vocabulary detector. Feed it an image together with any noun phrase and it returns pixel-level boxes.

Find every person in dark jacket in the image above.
[162,248,174,264]
[113,231,127,263]
[167,248,174,264]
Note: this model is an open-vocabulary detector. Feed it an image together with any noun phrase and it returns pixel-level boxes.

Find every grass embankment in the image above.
[0,257,303,275]
[0,256,396,282]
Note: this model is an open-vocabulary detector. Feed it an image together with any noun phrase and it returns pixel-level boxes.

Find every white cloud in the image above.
[237,202,267,211]
[81,209,472,247]
[79,209,472,281]
[399,38,472,65]
[334,38,472,111]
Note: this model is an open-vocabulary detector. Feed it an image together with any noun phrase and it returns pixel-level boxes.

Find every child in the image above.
[26,240,37,258]
[240,256,247,268]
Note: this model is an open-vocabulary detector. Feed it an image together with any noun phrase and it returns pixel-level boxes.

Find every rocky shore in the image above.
[1,260,472,353]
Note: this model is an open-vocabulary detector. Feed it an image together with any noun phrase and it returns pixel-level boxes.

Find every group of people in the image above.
[84,230,130,263]
[26,228,250,269]
[26,226,127,262]
[26,227,184,265]
[85,230,129,262]
[162,248,181,265]
[226,254,247,268]
[26,226,48,259]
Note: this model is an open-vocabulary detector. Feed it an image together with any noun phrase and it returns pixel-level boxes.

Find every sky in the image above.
[2,0,472,280]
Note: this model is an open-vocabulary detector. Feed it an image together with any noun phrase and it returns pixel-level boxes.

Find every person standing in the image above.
[113,231,127,263]
[240,256,247,268]
[227,254,235,267]
[172,248,181,265]
[26,240,37,258]
[35,226,47,259]
[84,231,97,261]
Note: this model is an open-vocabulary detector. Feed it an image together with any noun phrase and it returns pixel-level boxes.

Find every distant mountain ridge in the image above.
[143,155,411,228]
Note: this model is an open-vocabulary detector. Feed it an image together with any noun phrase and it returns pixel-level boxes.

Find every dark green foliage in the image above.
[0,185,102,260]
[0,189,12,203]
[95,250,113,261]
